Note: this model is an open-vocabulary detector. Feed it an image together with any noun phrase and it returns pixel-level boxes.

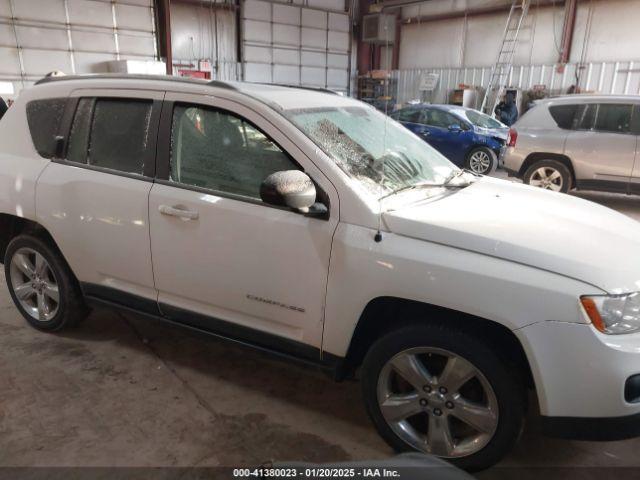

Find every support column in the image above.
[156,0,172,75]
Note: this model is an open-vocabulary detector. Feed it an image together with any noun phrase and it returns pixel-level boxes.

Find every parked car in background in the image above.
[390,104,509,174]
[503,95,640,193]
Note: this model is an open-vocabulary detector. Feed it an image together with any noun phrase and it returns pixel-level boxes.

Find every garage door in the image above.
[242,0,351,94]
[0,0,157,95]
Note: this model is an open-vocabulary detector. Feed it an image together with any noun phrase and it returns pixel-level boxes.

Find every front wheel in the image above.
[361,325,525,471]
[465,147,496,175]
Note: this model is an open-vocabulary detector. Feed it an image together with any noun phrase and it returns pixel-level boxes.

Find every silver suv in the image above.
[503,95,640,193]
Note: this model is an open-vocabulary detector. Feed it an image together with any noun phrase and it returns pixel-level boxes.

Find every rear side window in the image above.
[548,104,578,129]
[575,104,597,130]
[594,104,633,133]
[397,108,423,123]
[631,106,640,135]
[424,109,461,129]
[26,98,67,158]
[66,98,152,175]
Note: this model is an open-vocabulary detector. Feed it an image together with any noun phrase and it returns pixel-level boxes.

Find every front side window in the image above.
[594,104,633,133]
[286,104,457,197]
[66,98,152,175]
[169,104,297,199]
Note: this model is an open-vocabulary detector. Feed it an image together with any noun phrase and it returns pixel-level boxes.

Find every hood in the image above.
[383,177,640,293]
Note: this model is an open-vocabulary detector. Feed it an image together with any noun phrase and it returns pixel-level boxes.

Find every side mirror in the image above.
[260,170,317,213]
[448,124,462,133]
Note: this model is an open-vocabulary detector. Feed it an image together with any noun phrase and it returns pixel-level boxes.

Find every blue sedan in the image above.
[390,104,509,174]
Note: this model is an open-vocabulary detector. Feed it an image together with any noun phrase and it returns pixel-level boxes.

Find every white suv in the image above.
[2,75,640,471]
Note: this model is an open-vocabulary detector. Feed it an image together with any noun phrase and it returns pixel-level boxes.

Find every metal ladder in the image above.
[480,0,531,115]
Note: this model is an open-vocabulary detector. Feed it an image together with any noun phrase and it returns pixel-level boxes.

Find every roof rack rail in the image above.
[206,80,237,90]
[34,73,236,90]
[257,83,338,95]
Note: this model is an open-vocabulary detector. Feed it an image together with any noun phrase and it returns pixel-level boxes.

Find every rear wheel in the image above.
[4,235,88,331]
[465,147,496,175]
[523,159,572,193]
[361,325,525,471]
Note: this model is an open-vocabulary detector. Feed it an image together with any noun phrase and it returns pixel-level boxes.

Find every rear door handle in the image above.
[158,204,199,220]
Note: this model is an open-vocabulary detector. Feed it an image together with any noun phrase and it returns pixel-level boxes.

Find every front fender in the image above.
[322,223,599,357]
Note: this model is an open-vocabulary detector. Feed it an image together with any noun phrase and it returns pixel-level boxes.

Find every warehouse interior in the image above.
[2,0,640,479]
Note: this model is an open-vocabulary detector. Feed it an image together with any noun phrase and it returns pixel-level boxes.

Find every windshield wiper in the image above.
[379,179,467,200]
[443,169,466,185]
[443,168,482,185]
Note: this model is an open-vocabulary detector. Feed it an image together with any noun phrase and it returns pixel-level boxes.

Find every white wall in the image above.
[0,0,157,96]
[397,0,640,70]
[241,0,351,92]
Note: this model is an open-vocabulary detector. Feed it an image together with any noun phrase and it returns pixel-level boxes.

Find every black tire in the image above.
[361,324,525,472]
[523,159,572,193]
[464,147,497,175]
[4,234,88,332]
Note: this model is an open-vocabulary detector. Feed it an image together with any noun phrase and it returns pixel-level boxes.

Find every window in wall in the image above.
[594,104,633,133]
[66,98,152,175]
[26,98,67,158]
[170,104,297,199]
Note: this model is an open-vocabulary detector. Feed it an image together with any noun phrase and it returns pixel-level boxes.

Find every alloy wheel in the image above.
[468,151,492,174]
[9,247,60,322]
[529,167,563,191]
[377,347,499,458]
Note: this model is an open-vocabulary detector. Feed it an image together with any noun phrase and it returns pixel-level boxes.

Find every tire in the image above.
[4,234,88,331]
[523,159,572,193]
[464,147,497,175]
[361,324,525,472]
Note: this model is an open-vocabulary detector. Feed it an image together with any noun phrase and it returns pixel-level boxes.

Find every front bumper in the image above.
[515,321,640,429]
[540,412,640,441]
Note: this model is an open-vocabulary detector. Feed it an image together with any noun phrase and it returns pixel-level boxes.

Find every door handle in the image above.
[419,130,430,136]
[158,204,199,220]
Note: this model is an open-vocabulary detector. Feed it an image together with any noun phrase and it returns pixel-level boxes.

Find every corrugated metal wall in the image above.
[241,0,351,93]
[0,0,157,96]
[394,0,640,70]
[393,61,640,106]
[170,1,239,81]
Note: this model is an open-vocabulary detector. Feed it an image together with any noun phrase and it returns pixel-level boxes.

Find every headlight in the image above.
[581,293,640,335]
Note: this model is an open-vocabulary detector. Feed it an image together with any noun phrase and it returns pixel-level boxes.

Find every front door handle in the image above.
[158,204,199,220]
[419,129,430,137]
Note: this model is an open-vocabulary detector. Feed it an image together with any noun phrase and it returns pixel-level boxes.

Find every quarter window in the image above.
[169,104,297,200]
[26,98,67,158]
[66,98,153,175]
[548,104,579,130]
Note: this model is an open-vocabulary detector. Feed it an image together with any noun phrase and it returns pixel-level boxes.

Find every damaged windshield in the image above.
[285,105,462,198]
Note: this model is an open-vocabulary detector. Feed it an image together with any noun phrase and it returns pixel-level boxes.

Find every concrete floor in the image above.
[2,173,640,478]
